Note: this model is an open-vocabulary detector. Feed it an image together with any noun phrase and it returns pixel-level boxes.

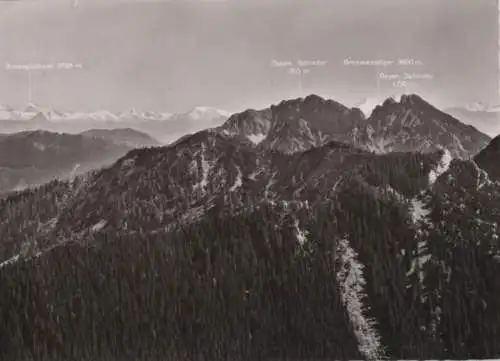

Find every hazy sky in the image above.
[0,0,497,112]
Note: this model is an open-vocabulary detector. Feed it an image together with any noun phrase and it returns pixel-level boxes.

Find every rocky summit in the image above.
[220,93,490,158]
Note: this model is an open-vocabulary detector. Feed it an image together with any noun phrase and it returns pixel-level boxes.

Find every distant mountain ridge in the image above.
[80,128,160,148]
[0,98,492,154]
[0,130,142,195]
[445,102,500,137]
[0,104,231,144]
[0,103,173,123]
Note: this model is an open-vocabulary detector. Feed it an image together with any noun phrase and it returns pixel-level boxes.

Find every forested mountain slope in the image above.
[0,95,499,360]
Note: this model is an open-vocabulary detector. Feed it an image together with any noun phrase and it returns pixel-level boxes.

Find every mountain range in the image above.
[0,104,231,144]
[220,94,490,158]
[0,93,499,360]
[444,102,500,138]
[0,128,159,196]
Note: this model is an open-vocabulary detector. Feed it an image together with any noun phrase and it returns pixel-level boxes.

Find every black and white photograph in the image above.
[0,0,499,359]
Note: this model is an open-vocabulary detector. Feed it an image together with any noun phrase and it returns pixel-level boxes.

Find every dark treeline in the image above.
[0,203,363,361]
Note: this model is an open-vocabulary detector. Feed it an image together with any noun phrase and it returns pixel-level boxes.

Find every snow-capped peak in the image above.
[353,94,403,117]
[450,101,500,113]
[128,108,140,116]
[465,101,489,112]
[2,103,55,121]
[187,106,231,120]
[55,110,120,122]
[353,97,384,117]
[116,108,173,122]
[24,102,41,113]
[0,104,229,123]
[486,104,500,113]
